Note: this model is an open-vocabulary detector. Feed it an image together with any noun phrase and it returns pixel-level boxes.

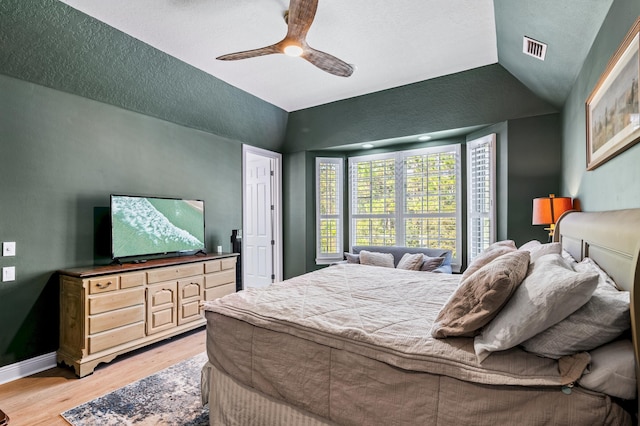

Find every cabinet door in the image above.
[178,277,203,325]
[146,282,178,335]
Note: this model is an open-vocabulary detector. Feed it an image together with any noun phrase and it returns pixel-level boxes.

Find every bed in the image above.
[202,209,640,425]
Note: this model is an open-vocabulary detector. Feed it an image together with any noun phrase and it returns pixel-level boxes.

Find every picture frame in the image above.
[586,17,640,170]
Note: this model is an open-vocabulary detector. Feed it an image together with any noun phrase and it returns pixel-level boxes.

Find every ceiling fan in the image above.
[216,0,354,77]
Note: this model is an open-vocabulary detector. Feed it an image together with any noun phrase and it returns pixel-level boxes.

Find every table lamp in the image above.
[532,194,573,241]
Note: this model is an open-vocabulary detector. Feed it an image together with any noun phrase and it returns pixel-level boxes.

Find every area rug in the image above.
[61,352,209,425]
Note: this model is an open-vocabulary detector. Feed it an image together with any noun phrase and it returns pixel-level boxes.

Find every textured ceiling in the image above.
[56,0,499,112]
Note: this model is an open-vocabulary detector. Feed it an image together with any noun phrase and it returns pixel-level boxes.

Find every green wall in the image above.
[0,74,255,367]
[562,1,640,209]
[0,0,287,152]
[283,64,557,153]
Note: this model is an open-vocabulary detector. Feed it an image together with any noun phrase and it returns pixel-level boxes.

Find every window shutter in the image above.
[316,157,344,263]
[349,155,397,246]
[467,134,496,261]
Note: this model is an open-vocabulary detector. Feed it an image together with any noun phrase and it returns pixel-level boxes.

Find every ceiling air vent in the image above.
[523,36,547,61]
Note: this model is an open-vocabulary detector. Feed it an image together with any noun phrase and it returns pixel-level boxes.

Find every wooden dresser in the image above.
[57,253,238,377]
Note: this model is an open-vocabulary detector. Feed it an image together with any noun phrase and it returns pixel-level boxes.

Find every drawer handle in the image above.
[96,281,112,289]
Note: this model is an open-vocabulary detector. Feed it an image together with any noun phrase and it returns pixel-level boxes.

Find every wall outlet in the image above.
[2,242,16,256]
[2,266,15,282]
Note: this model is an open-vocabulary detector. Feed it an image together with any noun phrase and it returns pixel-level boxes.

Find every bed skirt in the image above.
[202,361,630,426]
[203,362,336,426]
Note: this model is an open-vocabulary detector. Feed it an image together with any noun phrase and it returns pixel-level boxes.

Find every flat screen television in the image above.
[110,194,206,260]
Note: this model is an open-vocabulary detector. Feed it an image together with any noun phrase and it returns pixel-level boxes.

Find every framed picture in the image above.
[586,17,640,170]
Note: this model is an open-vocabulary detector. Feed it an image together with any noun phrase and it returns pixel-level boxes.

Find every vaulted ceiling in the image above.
[54,0,613,112]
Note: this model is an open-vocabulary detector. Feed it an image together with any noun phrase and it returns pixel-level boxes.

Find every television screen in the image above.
[111,195,205,259]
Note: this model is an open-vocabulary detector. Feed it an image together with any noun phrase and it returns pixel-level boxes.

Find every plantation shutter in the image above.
[403,147,460,258]
[467,134,496,261]
[348,146,461,269]
[349,154,397,246]
[316,157,344,263]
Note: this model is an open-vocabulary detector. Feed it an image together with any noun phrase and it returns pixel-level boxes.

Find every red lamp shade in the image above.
[532,195,573,225]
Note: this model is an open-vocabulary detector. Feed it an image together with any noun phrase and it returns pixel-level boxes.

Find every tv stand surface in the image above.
[57,253,238,377]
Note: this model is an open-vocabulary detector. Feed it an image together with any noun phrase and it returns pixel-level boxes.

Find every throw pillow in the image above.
[521,258,629,358]
[431,250,530,338]
[461,240,517,281]
[396,253,425,270]
[344,252,360,264]
[359,250,395,268]
[473,253,599,362]
[421,255,445,272]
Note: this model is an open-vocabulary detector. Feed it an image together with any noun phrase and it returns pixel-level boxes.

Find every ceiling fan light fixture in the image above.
[283,44,304,57]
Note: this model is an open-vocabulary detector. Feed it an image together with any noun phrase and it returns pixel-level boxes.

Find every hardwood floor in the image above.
[0,327,206,426]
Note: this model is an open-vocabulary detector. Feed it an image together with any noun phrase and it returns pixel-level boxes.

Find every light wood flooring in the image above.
[0,327,206,426]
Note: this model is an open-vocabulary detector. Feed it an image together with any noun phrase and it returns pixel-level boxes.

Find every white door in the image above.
[242,146,282,289]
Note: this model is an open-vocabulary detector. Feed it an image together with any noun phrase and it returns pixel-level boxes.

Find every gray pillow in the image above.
[421,255,445,272]
[521,258,630,359]
[359,250,395,268]
[474,253,599,362]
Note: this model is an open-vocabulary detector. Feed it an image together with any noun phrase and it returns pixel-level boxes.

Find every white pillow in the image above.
[561,248,577,263]
[474,253,599,362]
[359,250,395,268]
[578,340,636,400]
[518,240,562,263]
[518,240,541,251]
[521,257,630,358]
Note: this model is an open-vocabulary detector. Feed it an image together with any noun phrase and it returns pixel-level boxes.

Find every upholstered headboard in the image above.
[554,208,640,408]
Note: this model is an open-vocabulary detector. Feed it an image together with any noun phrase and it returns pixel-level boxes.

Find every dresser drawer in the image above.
[146,263,203,284]
[88,322,145,354]
[120,272,145,289]
[205,269,235,288]
[204,257,236,273]
[204,283,235,301]
[89,305,145,334]
[88,288,145,315]
[221,257,236,270]
[88,275,119,294]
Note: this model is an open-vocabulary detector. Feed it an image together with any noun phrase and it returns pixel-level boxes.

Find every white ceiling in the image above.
[57,0,498,112]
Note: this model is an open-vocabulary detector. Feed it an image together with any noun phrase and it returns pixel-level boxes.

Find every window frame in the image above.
[348,144,462,269]
[466,134,497,262]
[315,157,344,264]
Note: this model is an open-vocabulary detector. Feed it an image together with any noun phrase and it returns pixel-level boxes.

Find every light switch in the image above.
[2,266,15,282]
[3,242,16,256]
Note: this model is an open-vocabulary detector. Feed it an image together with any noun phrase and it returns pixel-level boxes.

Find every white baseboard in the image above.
[0,352,57,385]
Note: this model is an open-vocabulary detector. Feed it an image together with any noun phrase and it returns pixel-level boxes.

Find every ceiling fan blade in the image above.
[286,0,318,41]
[217,45,281,61]
[302,47,354,77]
